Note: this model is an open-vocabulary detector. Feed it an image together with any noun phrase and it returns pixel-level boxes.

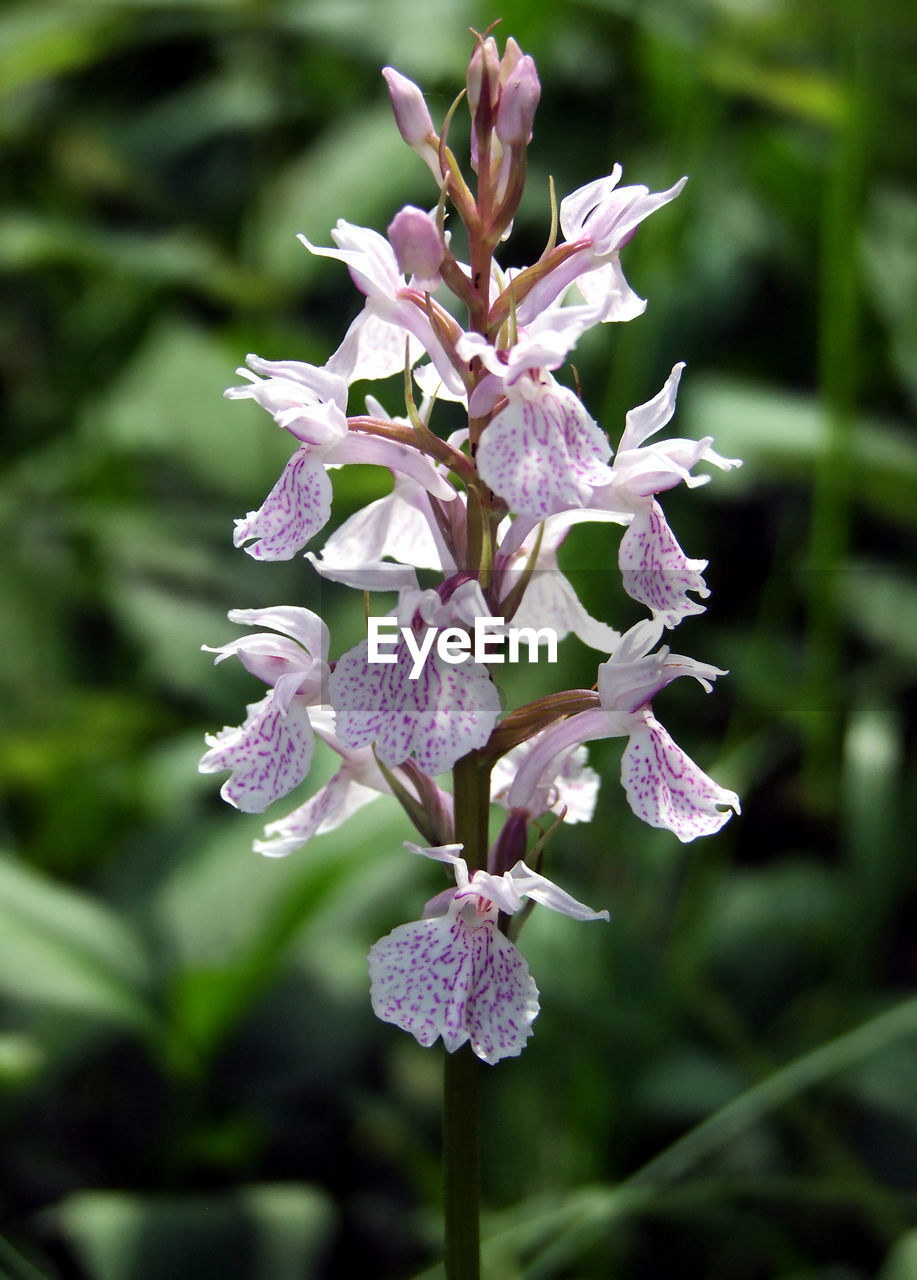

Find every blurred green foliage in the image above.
[2,0,916,1276]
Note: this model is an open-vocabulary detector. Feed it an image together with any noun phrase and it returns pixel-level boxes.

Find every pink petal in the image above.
[574,256,646,322]
[318,482,443,573]
[202,633,318,688]
[227,606,330,663]
[618,501,709,627]
[511,568,620,653]
[617,364,684,452]
[492,740,599,824]
[621,713,740,842]
[254,770,381,857]
[477,377,613,519]
[199,693,315,813]
[326,306,424,384]
[368,906,539,1064]
[329,641,501,776]
[233,448,332,560]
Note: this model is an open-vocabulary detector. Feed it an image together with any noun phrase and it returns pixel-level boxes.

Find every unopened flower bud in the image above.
[387,206,444,290]
[467,36,500,116]
[382,67,436,149]
[495,54,541,147]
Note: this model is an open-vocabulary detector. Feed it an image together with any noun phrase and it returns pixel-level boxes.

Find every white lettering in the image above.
[403,624,437,680]
[508,626,558,665]
[367,616,398,663]
[474,616,505,663]
[437,627,471,664]
[365,616,560,678]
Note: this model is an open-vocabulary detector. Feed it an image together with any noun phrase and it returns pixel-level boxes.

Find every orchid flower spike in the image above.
[369,844,608,1064]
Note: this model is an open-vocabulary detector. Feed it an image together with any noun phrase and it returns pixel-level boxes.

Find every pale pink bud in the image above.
[382,67,436,149]
[495,53,541,146]
[498,37,524,84]
[467,36,500,116]
[387,206,444,290]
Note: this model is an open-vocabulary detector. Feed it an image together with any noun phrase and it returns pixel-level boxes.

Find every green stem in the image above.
[443,1042,480,1279]
[442,750,491,1279]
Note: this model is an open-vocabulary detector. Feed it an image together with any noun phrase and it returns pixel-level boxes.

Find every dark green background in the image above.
[2,1,916,1276]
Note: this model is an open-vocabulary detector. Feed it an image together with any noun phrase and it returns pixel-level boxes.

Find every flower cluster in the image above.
[201,32,740,1064]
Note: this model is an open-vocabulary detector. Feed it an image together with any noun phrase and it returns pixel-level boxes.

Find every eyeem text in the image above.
[367,616,558,680]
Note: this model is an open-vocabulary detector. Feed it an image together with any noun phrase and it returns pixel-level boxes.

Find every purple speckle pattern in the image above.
[618,500,709,627]
[368,904,539,1064]
[233,447,332,560]
[199,692,315,813]
[477,379,612,519]
[621,713,740,842]
[329,640,501,775]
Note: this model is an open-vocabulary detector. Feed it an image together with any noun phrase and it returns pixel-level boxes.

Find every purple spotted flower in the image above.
[202,32,741,1067]
[369,843,608,1064]
[329,582,502,775]
[508,620,740,841]
[199,607,330,812]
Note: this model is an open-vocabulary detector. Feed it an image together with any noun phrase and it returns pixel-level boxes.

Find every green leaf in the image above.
[0,216,276,307]
[0,7,122,102]
[681,376,917,528]
[0,851,156,1036]
[281,0,474,75]
[82,316,290,493]
[250,105,422,285]
[879,1231,917,1280]
[840,565,917,667]
[153,799,414,1060]
[54,1184,335,1280]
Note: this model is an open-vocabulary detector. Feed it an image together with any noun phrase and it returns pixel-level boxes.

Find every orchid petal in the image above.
[503,862,609,921]
[225,356,348,445]
[254,770,381,857]
[226,606,330,663]
[492,741,599,824]
[329,641,501,776]
[618,364,684,452]
[319,481,443,572]
[307,552,420,595]
[621,713,740,842]
[202,634,317,687]
[511,569,621,653]
[199,693,315,813]
[506,707,611,812]
[618,501,709,627]
[477,377,613,519]
[326,305,424,384]
[368,905,539,1064]
[233,448,332,560]
[573,256,646,322]
[330,434,456,502]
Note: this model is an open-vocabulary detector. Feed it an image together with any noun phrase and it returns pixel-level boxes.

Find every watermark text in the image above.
[368,616,558,679]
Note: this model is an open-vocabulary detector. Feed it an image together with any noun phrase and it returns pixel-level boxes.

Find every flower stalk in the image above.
[199,27,742,1276]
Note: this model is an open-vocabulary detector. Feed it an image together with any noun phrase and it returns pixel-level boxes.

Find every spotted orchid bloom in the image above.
[481,364,740,627]
[591,364,741,626]
[369,843,608,1064]
[226,356,456,561]
[512,167,688,324]
[298,221,468,400]
[328,582,502,775]
[491,738,599,825]
[202,33,741,1074]
[252,706,391,858]
[199,607,330,812]
[508,620,740,841]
